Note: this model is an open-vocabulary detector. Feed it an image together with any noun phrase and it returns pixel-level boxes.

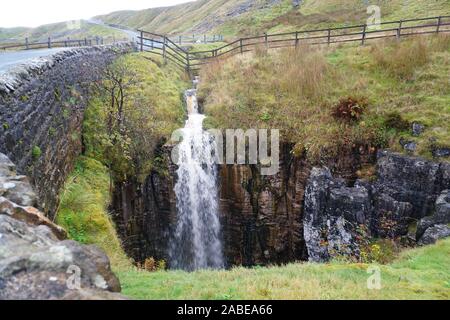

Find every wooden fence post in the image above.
[361,24,367,45]
[163,36,167,63]
[397,20,403,40]
[140,31,144,52]
[186,52,190,74]
[295,31,299,47]
[25,38,29,50]
[240,39,243,54]
[327,28,331,45]
[437,16,442,33]
[179,35,182,45]
[264,33,268,49]
[204,34,207,43]
[84,38,88,46]
[48,37,51,49]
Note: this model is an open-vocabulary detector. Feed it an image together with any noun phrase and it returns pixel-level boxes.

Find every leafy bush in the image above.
[332,96,368,122]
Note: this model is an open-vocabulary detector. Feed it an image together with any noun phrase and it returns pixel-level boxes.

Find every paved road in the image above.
[0,48,69,73]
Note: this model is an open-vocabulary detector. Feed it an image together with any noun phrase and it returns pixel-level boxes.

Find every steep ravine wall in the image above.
[111,142,378,266]
[0,44,134,219]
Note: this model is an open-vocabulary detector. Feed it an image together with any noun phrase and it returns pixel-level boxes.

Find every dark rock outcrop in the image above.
[112,142,376,266]
[0,44,134,219]
[304,151,450,262]
[416,190,450,243]
[418,224,450,245]
[304,168,371,262]
[0,152,124,300]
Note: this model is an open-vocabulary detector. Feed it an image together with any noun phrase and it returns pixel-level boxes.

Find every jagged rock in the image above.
[418,224,450,245]
[417,190,450,240]
[432,147,450,158]
[375,151,448,219]
[412,122,425,136]
[0,215,124,300]
[399,138,417,153]
[304,152,450,262]
[0,153,65,239]
[0,197,66,240]
[371,192,413,238]
[304,168,370,262]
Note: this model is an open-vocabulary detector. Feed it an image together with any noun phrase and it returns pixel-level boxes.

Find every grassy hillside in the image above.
[118,238,450,299]
[198,35,450,161]
[0,20,128,45]
[96,0,291,36]
[96,0,450,37]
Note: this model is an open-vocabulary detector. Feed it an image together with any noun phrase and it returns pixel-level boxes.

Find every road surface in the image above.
[0,48,69,73]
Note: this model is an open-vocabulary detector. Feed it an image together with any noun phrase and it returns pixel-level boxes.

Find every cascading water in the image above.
[169,83,224,271]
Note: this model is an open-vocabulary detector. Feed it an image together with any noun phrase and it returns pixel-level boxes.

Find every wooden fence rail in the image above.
[139,14,449,74]
[0,36,129,51]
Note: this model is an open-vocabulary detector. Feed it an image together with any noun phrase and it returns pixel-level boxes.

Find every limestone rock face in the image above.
[304,168,371,262]
[0,153,124,300]
[0,215,125,300]
[418,224,450,245]
[416,190,450,244]
[303,152,450,262]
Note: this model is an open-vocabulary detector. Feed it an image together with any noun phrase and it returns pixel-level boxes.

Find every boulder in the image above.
[417,190,450,241]
[304,168,370,262]
[0,197,66,240]
[418,225,450,245]
[412,122,425,136]
[0,215,125,300]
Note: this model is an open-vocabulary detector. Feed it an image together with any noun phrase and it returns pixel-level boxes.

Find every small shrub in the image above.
[332,97,368,121]
[141,257,167,272]
[31,146,42,160]
[384,111,410,131]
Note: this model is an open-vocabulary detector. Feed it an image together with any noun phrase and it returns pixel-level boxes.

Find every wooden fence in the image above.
[0,36,128,51]
[138,15,450,74]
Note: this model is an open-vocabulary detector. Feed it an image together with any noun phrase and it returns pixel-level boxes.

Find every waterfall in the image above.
[169,85,224,271]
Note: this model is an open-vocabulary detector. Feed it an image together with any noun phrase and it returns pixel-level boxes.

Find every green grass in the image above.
[56,156,131,270]
[116,238,450,300]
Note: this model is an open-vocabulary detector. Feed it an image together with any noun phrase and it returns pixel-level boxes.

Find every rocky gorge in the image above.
[112,140,450,267]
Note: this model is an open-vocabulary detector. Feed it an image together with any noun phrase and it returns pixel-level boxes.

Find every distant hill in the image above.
[95,0,450,36]
[0,20,128,45]
[2,0,449,45]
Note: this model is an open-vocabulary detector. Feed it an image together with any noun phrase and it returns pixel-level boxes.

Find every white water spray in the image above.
[170,83,224,271]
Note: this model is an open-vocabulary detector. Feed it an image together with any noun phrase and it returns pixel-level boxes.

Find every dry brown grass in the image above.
[371,35,450,80]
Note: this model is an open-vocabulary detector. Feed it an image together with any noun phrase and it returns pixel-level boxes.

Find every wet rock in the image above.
[372,193,413,238]
[418,224,450,245]
[0,215,124,300]
[0,197,66,240]
[417,190,450,240]
[412,122,425,136]
[375,151,447,219]
[399,138,417,153]
[304,168,371,262]
[432,147,450,158]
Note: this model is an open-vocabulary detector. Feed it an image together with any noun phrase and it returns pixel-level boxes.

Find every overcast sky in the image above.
[0,0,193,28]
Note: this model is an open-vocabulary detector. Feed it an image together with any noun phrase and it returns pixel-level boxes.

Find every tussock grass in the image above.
[117,238,450,300]
[56,157,132,270]
[199,35,450,161]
